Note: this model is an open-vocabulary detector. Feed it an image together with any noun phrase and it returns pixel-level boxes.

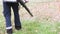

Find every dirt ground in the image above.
[19,1,60,22]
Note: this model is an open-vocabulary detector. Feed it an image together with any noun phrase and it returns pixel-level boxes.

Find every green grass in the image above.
[0,16,60,34]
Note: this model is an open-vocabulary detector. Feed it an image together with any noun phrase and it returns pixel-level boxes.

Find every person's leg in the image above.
[3,2,13,34]
[12,2,21,30]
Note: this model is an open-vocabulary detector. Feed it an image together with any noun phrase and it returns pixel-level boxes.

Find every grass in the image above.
[0,2,60,34]
[0,16,60,34]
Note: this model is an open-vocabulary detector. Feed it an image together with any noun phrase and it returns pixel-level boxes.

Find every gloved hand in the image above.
[23,0,29,3]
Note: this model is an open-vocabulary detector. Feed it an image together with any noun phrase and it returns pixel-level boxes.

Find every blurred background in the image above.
[0,0,60,34]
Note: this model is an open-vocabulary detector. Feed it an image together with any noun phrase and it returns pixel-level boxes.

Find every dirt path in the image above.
[20,1,60,22]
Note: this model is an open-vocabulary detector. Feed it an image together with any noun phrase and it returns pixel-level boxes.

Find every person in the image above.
[3,0,28,34]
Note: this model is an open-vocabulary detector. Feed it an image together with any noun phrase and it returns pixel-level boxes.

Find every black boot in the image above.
[15,25,21,30]
[7,29,13,34]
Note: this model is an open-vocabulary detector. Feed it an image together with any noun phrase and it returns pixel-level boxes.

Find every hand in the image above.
[25,0,29,3]
[23,0,29,3]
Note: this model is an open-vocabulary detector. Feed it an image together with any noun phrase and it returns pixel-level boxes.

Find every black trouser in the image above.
[3,2,21,29]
